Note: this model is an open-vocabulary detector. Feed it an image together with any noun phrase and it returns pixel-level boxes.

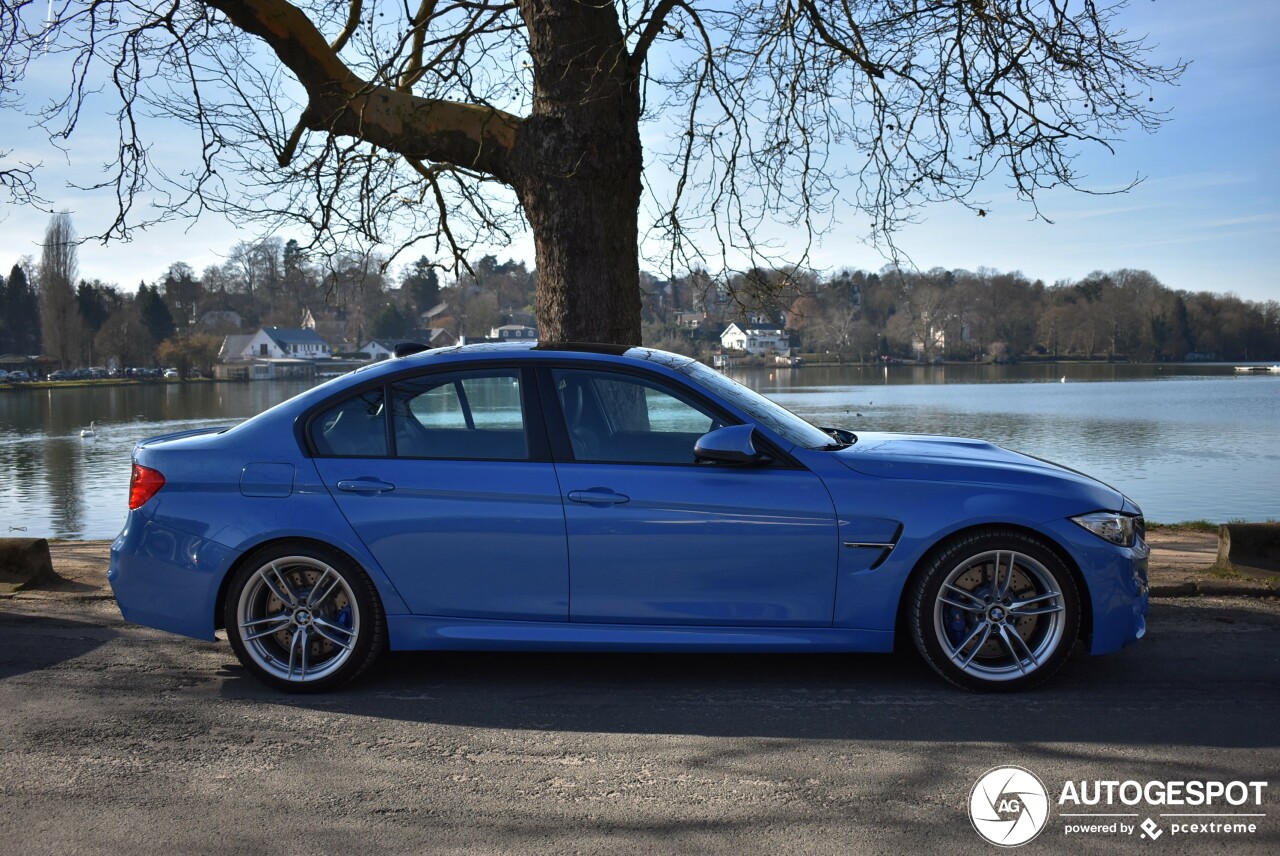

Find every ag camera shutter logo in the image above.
[970,766,1051,847]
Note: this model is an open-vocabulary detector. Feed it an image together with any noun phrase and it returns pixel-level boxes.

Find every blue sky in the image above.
[844,0,1280,303]
[1,0,1277,303]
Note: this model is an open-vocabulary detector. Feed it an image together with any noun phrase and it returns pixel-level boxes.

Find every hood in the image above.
[835,432,1126,507]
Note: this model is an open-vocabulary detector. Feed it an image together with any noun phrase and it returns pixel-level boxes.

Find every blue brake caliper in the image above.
[946,606,968,645]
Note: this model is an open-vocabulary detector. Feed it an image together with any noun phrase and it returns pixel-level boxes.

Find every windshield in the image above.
[677,361,838,450]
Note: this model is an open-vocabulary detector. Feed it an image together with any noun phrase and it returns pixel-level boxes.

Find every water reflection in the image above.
[0,381,312,540]
[2,367,1278,539]
[43,435,83,536]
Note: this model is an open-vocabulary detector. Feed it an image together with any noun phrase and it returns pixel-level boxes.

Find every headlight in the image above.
[1071,511,1139,547]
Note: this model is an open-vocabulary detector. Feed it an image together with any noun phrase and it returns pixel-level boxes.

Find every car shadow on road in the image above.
[0,608,118,679]
[216,635,1278,748]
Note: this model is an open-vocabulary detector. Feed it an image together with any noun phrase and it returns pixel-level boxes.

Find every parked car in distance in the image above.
[7,370,30,382]
[109,343,1149,693]
[162,368,180,379]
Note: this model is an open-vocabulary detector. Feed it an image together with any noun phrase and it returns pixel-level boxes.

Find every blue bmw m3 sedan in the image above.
[109,343,1148,692]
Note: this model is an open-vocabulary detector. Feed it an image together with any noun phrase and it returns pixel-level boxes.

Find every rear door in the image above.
[310,366,568,621]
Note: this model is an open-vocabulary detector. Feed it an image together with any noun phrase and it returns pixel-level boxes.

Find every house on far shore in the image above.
[360,329,460,361]
[218,334,255,364]
[418,301,457,337]
[490,324,537,342]
[420,328,459,349]
[239,327,333,360]
[215,327,334,381]
[673,311,705,329]
[720,322,791,356]
[360,339,416,362]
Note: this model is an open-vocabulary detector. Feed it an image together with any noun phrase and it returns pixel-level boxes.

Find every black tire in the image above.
[224,542,385,692]
[909,529,1080,692]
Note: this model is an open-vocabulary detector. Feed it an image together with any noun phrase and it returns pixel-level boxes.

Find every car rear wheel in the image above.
[225,543,385,692]
[909,530,1080,692]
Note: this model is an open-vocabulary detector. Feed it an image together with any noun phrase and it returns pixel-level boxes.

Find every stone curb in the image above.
[1217,522,1280,578]
[0,593,117,602]
[1150,582,1278,599]
[0,538,56,595]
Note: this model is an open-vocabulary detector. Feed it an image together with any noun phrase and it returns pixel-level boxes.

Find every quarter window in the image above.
[311,389,388,457]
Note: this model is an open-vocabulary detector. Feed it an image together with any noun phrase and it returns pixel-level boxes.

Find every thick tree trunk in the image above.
[513,1,643,347]
[515,136,643,347]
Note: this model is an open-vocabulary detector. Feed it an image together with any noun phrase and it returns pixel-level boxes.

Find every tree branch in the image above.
[329,0,362,53]
[796,0,885,81]
[204,0,522,182]
[629,0,679,71]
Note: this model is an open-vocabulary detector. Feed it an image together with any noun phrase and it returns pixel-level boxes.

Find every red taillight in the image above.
[128,463,166,510]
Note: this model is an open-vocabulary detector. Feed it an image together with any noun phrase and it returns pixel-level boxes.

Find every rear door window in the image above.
[391,370,528,460]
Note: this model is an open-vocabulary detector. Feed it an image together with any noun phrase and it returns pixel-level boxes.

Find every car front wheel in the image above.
[225,543,385,692]
[909,530,1080,692]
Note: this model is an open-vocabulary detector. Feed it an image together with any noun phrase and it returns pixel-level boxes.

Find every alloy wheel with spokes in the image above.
[910,530,1080,692]
[225,543,384,692]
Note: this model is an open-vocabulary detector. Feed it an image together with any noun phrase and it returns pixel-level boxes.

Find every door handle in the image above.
[567,488,630,506]
[337,478,396,494]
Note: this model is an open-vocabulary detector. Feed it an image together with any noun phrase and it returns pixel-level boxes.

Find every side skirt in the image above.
[386,617,895,654]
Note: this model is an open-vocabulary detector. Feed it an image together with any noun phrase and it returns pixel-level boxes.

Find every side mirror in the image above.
[694,424,770,465]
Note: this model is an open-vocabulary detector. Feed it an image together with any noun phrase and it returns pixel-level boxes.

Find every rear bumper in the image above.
[109,514,239,641]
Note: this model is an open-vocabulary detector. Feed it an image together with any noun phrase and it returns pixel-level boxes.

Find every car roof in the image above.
[364,341,695,373]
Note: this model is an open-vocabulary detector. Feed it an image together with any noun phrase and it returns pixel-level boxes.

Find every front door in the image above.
[546,367,839,626]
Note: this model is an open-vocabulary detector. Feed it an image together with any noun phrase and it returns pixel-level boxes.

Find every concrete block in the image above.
[0,538,56,594]
[1217,523,1280,578]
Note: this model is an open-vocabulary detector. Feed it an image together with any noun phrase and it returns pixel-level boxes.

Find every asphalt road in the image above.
[1,595,1277,855]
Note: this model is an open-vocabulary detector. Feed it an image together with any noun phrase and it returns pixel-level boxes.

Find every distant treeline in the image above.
[643,266,1280,363]
[2,235,1278,370]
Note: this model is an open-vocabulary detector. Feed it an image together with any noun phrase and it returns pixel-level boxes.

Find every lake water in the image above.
[2,364,1277,540]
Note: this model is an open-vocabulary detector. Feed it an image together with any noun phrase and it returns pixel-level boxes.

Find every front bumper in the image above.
[1045,518,1149,654]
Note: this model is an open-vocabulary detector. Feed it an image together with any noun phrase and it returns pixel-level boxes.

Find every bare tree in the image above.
[886,267,952,361]
[95,299,156,368]
[38,211,84,368]
[224,239,281,298]
[946,268,1041,359]
[2,1,1184,345]
[813,302,871,364]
